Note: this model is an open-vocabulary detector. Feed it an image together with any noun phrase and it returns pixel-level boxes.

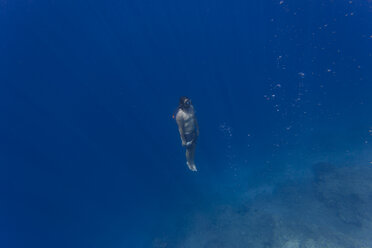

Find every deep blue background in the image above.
[1,0,371,247]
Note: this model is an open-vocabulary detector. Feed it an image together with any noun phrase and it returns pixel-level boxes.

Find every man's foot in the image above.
[187,162,197,172]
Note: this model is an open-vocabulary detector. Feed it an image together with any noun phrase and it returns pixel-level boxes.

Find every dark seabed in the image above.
[1,0,372,247]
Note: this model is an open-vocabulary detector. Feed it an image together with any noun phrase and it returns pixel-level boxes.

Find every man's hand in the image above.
[186,141,193,147]
[182,140,187,146]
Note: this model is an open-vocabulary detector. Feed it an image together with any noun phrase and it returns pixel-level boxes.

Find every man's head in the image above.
[179,96,191,109]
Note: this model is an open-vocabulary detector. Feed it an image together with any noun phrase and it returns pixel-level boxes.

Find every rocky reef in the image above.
[155,163,372,248]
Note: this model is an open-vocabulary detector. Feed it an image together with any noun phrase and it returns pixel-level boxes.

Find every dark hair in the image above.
[179,96,192,110]
[179,96,189,107]
[172,96,190,119]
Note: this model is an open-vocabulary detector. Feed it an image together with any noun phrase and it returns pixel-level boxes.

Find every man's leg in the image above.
[186,147,192,170]
[190,143,197,171]
[186,143,197,171]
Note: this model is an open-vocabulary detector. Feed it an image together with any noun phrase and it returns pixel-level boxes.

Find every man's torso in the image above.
[177,106,196,134]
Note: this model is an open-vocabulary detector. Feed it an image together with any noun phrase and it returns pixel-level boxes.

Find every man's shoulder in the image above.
[176,109,185,120]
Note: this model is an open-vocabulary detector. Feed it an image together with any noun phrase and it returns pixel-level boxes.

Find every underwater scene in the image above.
[2,0,372,247]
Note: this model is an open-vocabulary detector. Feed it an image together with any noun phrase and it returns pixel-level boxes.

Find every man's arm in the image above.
[176,112,186,146]
[191,105,199,137]
[195,118,199,137]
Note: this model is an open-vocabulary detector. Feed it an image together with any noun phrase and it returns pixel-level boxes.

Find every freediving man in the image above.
[175,97,199,172]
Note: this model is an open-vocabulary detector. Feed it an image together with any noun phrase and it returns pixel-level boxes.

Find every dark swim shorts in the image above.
[184,132,197,144]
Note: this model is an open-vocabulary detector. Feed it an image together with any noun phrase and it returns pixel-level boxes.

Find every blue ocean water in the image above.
[1,0,372,247]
